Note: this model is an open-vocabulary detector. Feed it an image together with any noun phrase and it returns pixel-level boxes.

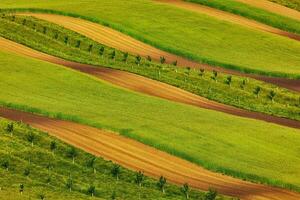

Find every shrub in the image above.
[135,171,145,187]
[66,147,78,164]
[157,176,167,193]
[111,164,120,180]
[160,56,166,64]
[181,183,190,199]
[205,188,218,200]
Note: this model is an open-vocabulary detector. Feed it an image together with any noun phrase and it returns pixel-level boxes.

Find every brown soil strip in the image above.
[1,107,300,200]
[18,13,300,92]
[1,37,300,131]
[154,0,300,41]
[236,0,300,21]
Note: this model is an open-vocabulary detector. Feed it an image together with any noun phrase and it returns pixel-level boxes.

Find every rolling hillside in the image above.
[0,0,300,199]
[0,48,300,194]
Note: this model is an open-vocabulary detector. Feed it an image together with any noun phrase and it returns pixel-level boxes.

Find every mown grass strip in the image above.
[186,0,300,34]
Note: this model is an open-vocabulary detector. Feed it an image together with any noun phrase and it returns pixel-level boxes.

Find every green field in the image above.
[1,15,299,122]
[0,119,220,200]
[269,0,300,11]
[0,0,300,77]
[0,49,300,192]
[186,0,300,33]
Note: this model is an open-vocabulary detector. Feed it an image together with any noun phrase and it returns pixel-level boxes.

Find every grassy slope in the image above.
[186,0,300,33]
[0,119,214,200]
[0,0,300,77]
[0,50,300,191]
[269,0,300,11]
[1,15,300,122]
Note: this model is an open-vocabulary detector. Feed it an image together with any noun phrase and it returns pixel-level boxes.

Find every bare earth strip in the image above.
[1,107,300,200]
[18,13,300,92]
[1,37,300,130]
[236,0,300,21]
[154,0,300,41]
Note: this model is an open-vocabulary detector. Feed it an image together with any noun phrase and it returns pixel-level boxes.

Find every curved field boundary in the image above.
[154,0,300,41]
[236,0,300,21]
[18,13,300,92]
[1,37,300,130]
[1,107,300,200]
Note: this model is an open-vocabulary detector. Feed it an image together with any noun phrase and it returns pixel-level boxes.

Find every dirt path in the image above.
[18,13,300,92]
[1,37,300,130]
[154,0,300,41]
[1,107,300,200]
[236,0,300,21]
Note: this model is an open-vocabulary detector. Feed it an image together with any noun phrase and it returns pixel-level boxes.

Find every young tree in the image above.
[111,164,120,180]
[87,185,96,197]
[199,69,205,77]
[39,194,46,200]
[160,56,166,64]
[64,36,69,45]
[135,55,142,66]
[50,141,57,155]
[67,147,78,164]
[1,160,9,171]
[135,171,145,187]
[157,176,167,193]
[26,132,36,147]
[226,75,232,86]
[66,178,73,192]
[88,44,93,53]
[54,32,59,40]
[43,26,47,34]
[240,79,247,89]
[76,40,81,48]
[253,86,261,98]
[24,168,30,177]
[211,70,218,82]
[99,46,105,58]
[87,156,97,174]
[172,60,177,66]
[123,52,129,63]
[185,67,191,76]
[205,188,218,200]
[147,55,152,62]
[22,19,26,25]
[19,184,24,195]
[110,50,116,60]
[32,23,36,31]
[181,183,190,199]
[268,90,276,102]
[6,122,14,136]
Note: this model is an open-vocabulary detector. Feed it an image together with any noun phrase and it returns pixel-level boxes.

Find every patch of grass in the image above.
[186,0,300,33]
[0,0,300,77]
[0,119,218,200]
[269,0,300,11]
[0,48,300,192]
[0,15,299,122]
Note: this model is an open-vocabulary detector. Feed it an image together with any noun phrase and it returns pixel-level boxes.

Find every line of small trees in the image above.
[4,14,279,103]
[1,122,218,199]
[196,68,277,101]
